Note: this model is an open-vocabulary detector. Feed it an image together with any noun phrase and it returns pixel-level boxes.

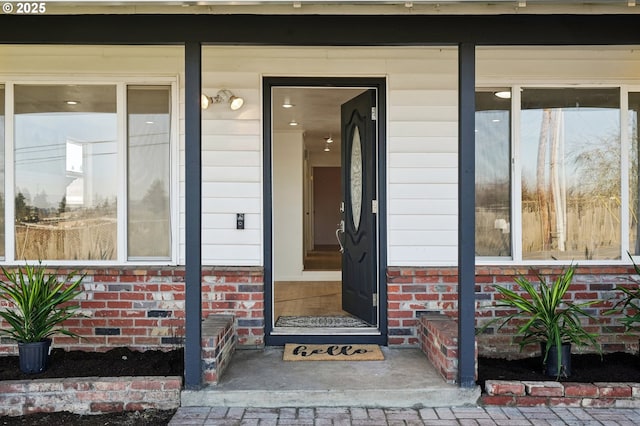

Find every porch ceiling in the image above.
[2,14,640,46]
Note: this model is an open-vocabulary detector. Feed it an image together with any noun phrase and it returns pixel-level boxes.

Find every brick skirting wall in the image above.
[201,314,236,385]
[483,380,640,408]
[388,265,640,355]
[0,376,181,416]
[418,313,477,384]
[1,264,638,357]
[0,266,264,354]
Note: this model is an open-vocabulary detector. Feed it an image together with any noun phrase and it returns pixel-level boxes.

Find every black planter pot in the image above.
[18,339,51,374]
[541,342,571,378]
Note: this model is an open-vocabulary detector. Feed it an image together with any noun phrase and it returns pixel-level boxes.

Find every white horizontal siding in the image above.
[9,45,640,268]
[389,230,458,246]
[389,153,457,168]
[389,199,457,216]
[389,184,457,199]
[389,168,458,184]
[388,215,457,231]
[386,50,460,266]
[477,47,640,85]
[199,46,462,267]
[390,246,459,264]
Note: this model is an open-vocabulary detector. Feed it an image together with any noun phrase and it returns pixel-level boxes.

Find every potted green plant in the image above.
[478,264,601,379]
[0,261,84,374]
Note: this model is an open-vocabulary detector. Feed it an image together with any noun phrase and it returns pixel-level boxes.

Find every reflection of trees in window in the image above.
[142,179,169,215]
[15,192,30,223]
[521,88,621,260]
[629,94,640,255]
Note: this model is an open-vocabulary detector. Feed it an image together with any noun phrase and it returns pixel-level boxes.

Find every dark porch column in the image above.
[184,41,203,390]
[457,42,476,388]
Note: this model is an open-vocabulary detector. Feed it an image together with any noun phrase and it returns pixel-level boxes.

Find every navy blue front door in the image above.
[340,90,377,325]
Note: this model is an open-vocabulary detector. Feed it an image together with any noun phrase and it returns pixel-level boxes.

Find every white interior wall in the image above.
[273,131,304,280]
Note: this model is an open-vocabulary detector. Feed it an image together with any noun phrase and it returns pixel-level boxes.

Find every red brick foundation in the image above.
[201,314,236,385]
[0,266,264,354]
[388,265,639,356]
[1,264,638,357]
[0,376,181,416]
[483,380,640,408]
[418,313,477,384]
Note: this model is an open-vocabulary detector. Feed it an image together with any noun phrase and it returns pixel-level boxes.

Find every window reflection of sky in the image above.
[14,113,117,210]
[475,110,510,185]
[520,107,620,190]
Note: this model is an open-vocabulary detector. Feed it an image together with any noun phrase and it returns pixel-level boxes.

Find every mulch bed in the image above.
[3,347,640,423]
[0,347,183,381]
[477,351,640,389]
[0,347,184,425]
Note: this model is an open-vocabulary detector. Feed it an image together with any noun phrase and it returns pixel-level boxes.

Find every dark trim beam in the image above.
[458,42,476,388]
[184,41,202,390]
[1,14,640,45]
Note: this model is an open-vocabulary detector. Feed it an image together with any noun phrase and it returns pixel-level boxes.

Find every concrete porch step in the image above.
[181,347,480,408]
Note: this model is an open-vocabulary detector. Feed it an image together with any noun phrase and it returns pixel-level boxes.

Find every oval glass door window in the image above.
[350,126,363,231]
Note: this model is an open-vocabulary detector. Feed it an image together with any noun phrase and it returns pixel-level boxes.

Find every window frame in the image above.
[477,83,636,266]
[1,77,179,266]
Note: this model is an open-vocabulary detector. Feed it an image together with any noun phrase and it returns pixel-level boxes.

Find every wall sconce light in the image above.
[201,89,245,111]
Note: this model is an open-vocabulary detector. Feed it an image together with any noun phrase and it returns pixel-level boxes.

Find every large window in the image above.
[477,86,625,262]
[6,83,173,263]
[521,88,620,261]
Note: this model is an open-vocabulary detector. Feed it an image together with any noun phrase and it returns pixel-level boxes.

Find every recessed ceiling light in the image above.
[289,120,298,126]
[65,100,79,105]
[145,121,155,125]
[492,119,500,123]
[282,96,294,108]
[494,91,511,99]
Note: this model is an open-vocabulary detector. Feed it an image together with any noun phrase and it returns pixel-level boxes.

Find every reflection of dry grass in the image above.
[16,218,116,260]
[522,199,621,260]
[476,207,511,256]
[477,200,623,260]
[128,218,170,257]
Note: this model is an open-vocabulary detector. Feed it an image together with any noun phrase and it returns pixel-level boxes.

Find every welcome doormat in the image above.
[275,315,371,328]
[283,343,384,361]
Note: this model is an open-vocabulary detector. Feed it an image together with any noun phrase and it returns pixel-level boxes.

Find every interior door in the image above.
[341,90,377,325]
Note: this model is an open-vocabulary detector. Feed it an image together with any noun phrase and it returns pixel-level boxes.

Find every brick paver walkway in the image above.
[169,406,640,425]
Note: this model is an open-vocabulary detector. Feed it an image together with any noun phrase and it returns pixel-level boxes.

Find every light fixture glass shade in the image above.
[229,96,244,111]
[201,94,212,109]
[201,89,245,110]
